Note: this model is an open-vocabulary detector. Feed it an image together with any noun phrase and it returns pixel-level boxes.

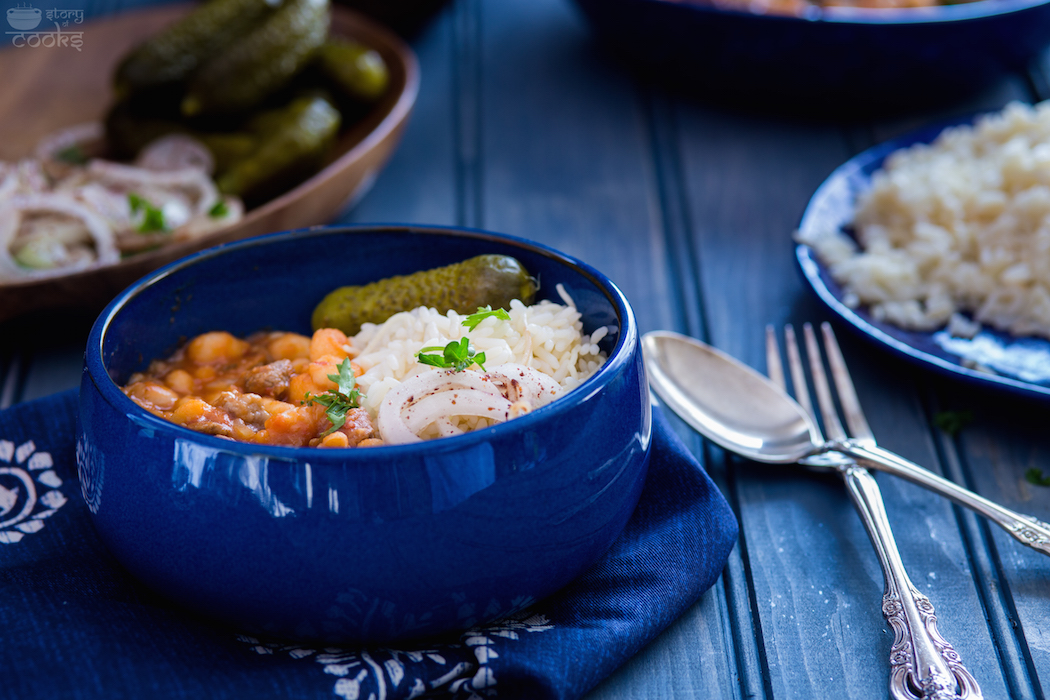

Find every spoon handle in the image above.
[835,442,1050,558]
[842,465,982,700]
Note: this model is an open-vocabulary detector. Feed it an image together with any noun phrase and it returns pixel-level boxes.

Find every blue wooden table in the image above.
[2,0,1048,697]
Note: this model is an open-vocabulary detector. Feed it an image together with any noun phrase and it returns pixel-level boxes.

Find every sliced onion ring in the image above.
[0,193,118,281]
[376,365,563,445]
[403,389,512,434]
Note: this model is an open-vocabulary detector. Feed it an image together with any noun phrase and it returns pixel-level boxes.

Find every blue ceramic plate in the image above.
[796,116,1050,401]
[570,0,1050,109]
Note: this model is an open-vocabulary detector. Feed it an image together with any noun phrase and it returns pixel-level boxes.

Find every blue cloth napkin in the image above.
[0,389,738,700]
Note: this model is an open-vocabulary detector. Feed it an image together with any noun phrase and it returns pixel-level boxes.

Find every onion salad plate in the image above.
[796,114,1050,402]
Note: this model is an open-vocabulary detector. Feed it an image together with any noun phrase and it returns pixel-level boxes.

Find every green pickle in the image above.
[106,100,259,170]
[216,95,341,203]
[106,0,393,214]
[114,0,281,96]
[311,255,539,335]
[198,132,258,173]
[317,39,389,103]
[182,0,330,117]
[104,101,187,159]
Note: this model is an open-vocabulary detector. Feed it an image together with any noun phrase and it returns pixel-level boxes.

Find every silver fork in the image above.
[767,322,982,700]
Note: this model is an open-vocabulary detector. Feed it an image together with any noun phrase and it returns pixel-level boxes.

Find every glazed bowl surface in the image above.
[570,0,1050,111]
[77,224,651,644]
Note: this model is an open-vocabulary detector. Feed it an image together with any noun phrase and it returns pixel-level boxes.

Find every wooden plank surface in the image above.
[1,0,1048,697]
[473,2,737,696]
[345,2,458,227]
[669,100,1011,697]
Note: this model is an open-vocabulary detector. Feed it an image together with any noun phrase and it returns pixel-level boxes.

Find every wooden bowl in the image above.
[0,3,419,322]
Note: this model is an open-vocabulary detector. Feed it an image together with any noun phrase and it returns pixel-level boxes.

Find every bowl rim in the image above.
[85,223,641,459]
[598,0,1050,25]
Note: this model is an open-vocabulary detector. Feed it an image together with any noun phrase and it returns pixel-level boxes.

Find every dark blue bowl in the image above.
[570,0,1050,110]
[77,224,651,644]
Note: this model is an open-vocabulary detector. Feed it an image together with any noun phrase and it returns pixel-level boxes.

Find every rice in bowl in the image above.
[798,100,1050,340]
[353,285,608,441]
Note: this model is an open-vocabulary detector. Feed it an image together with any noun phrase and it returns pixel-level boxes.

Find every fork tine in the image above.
[783,325,816,422]
[802,323,848,441]
[772,324,825,443]
[820,322,875,442]
[765,325,786,390]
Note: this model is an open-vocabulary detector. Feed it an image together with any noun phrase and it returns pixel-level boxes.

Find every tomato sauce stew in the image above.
[122,328,382,448]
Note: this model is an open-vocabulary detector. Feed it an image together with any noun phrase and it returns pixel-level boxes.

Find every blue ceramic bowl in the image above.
[77,224,651,644]
[570,0,1050,110]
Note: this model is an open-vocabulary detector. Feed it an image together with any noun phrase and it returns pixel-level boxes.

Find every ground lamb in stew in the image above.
[123,328,382,448]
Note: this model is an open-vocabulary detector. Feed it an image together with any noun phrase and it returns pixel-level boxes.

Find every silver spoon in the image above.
[641,330,1050,558]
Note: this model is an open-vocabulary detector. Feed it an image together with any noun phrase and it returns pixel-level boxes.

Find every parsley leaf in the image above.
[417,337,487,372]
[933,410,974,436]
[55,144,88,165]
[208,200,229,218]
[1025,468,1050,488]
[462,306,510,331]
[128,193,168,233]
[302,357,361,437]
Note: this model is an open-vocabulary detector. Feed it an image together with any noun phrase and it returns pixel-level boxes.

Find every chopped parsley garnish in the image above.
[1025,468,1050,488]
[302,357,361,436]
[128,193,168,233]
[208,200,229,218]
[55,144,88,165]
[933,410,974,437]
[417,337,487,372]
[462,305,510,331]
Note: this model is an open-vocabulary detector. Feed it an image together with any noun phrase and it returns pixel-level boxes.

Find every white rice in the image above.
[350,284,609,419]
[798,100,1050,339]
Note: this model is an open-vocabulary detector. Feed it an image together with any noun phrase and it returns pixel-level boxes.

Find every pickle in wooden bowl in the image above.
[0,3,419,323]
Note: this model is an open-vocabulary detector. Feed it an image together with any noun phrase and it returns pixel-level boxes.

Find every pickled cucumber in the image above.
[215,95,341,203]
[316,39,389,103]
[104,101,187,160]
[114,0,281,96]
[311,255,538,335]
[181,0,330,117]
[198,132,258,173]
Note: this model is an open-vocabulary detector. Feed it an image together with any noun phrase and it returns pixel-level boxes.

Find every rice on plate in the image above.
[798,100,1050,341]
